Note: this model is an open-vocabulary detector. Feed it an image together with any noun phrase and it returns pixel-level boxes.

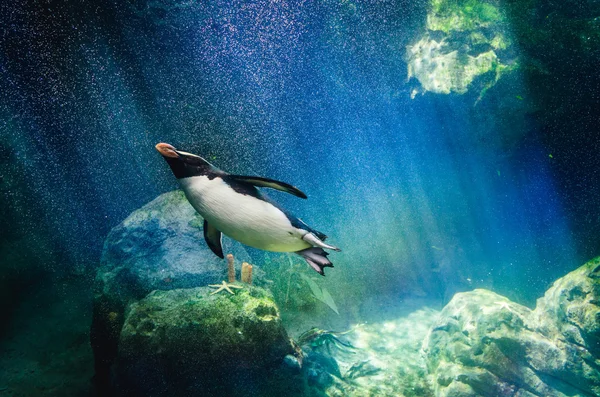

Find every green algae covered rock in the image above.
[116,286,295,396]
[406,0,517,97]
[423,258,600,397]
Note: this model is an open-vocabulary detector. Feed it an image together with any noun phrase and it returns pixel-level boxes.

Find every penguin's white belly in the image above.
[179,176,311,252]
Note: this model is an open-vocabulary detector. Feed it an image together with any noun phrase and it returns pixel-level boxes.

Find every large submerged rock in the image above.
[406,0,517,97]
[116,286,295,396]
[96,190,255,308]
[423,258,600,397]
[534,258,600,355]
[90,191,265,391]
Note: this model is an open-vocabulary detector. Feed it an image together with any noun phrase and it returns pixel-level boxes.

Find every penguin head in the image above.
[155,142,179,159]
[155,143,217,179]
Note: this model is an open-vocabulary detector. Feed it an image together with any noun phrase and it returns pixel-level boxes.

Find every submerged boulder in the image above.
[90,190,264,390]
[423,257,600,397]
[116,286,295,396]
[531,257,600,395]
[424,290,543,397]
[96,190,255,309]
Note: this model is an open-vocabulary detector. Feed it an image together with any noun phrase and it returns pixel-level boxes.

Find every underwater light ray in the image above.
[0,0,588,306]
[429,114,580,301]
[79,43,159,191]
[311,79,580,303]
[0,100,105,265]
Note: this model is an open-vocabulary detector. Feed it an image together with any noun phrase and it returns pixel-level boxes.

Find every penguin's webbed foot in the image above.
[296,247,334,276]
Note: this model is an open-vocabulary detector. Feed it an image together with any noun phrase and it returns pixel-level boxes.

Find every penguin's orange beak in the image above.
[155,143,179,159]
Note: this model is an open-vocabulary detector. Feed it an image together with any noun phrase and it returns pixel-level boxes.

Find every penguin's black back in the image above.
[165,155,218,179]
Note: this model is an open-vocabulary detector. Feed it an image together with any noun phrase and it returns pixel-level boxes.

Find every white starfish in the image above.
[209,281,243,295]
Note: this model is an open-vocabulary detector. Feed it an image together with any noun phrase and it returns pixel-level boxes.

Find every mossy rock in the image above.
[423,257,600,397]
[90,190,265,392]
[120,286,292,368]
[116,286,295,396]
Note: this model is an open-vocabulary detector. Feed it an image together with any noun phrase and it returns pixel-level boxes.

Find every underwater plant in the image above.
[261,253,324,312]
[345,359,381,380]
[299,273,339,315]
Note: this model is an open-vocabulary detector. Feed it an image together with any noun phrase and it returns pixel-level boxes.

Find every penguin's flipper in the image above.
[228,175,308,199]
[203,220,224,259]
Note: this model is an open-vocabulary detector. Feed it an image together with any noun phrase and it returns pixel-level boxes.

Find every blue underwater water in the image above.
[1,0,600,396]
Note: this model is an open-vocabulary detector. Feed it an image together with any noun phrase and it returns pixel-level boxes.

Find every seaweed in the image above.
[299,274,339,315]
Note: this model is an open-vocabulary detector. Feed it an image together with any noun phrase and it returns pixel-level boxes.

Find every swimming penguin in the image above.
[155,143,340,275]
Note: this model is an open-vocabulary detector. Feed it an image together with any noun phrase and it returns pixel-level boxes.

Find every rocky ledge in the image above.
[406,0,517,98]
[116,286,295,396]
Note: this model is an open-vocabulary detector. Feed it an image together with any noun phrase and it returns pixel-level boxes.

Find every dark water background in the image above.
[1,0,599,332]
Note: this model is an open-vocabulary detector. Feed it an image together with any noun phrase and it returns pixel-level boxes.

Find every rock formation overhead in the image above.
[406,0,517,98]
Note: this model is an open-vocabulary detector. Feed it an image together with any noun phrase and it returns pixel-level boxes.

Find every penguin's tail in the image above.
[296,247,333,276]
